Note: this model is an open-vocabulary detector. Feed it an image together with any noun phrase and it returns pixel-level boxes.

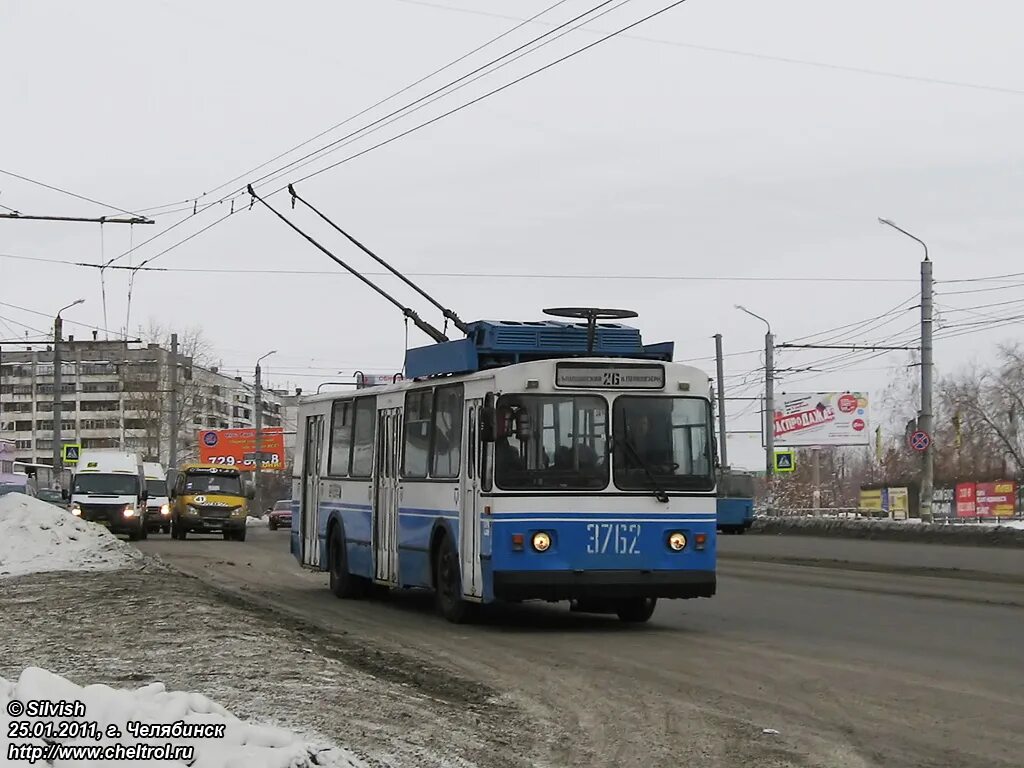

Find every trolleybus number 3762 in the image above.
[586,523,641,555]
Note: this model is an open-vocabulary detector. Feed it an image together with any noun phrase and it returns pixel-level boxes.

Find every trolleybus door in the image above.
[373,408,401,585]
[301,414,325,567]
[459,398,484,598]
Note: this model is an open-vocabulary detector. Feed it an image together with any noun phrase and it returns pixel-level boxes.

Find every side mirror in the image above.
[246,484,256,500]
[140,490,149,502]
[168,487,176,499]
[61,489,69,500]
[479,406,496,443]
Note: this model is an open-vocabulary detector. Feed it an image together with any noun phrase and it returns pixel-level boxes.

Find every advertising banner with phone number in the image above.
[198,428,285,470]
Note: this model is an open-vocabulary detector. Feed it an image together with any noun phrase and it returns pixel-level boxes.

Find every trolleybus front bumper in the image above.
[492,569,716,601]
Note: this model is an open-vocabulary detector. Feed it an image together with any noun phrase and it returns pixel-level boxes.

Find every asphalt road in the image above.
[137,528,1024,768]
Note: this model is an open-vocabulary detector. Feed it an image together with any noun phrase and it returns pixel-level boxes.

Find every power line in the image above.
[0,168,144,218]
[0,300,130,339]
[387,0,1024,98]
[0,252,936,283]
[110,0,579,253]
[243,0,636,199]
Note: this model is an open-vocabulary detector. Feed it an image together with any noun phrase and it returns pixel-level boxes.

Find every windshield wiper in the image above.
[611,436,669,504]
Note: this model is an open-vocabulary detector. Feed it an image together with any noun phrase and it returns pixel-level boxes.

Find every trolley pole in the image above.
[714,334,728,469]
[168,333,178,467]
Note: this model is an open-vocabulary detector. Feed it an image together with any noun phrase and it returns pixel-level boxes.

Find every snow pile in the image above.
[1,667,363,767]
[753,514,1024,547]
[247,515,267,527]
[0,493,144,579]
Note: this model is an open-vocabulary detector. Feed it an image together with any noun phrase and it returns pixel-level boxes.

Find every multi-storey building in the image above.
[0,338,286,466]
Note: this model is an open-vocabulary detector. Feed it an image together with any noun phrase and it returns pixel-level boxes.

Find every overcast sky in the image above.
[2,0,1023,470]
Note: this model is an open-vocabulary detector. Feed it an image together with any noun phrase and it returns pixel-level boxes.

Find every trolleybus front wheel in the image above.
[435,534,476,624]
[617,597,657,623]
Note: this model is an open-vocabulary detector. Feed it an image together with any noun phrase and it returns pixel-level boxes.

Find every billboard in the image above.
[976,482,1016,518]
[955,483,977,518]
[773,392,869,446]
[859,488,884,512]
[888,487,909,520]
[198,428,285,470]
[932,488,954,519]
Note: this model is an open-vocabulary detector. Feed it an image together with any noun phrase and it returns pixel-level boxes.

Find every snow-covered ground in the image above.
[0,666,363,767]
[0,493,144,579]
[247,514,269,527]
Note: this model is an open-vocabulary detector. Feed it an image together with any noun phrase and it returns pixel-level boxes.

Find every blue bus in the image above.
[716,469,755,534]
[291,319,717,623]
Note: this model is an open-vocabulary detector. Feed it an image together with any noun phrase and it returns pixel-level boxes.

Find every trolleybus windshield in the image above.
[494,394,608,490]
[612,396,714,491]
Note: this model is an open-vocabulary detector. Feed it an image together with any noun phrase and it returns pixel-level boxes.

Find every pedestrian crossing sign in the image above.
[774,449,795,473]
[62,443,81,465]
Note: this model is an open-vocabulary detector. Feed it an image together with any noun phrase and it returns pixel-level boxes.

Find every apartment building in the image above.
[0,338,285,466]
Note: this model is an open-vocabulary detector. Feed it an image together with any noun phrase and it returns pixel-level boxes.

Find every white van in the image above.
[143,461,171,534]
[69,450,148,540]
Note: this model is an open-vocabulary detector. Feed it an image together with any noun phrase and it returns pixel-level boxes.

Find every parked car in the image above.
[35,488,66,507]
[268,500,292,531]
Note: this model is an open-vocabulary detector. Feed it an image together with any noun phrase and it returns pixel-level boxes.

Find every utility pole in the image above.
[52,299,85,483]
[713,334,728,469]
[168,333,178,467]
[879,218,933,521]
[253,350,276,515]
[920,256,934,522]
[736,305,775,511]
[765,329,775,480]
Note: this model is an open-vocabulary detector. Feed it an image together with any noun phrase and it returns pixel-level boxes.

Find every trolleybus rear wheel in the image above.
[435,535,476,624]
[617,597,657,623]
[328,525,366,599]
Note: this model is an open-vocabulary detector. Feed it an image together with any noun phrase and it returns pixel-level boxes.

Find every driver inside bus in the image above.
[626,411,671,467]
[495,404,525,474]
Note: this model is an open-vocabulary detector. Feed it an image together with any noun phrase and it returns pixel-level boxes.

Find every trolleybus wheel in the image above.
[435,535,476,624]
[328,525,366,599]
[617,597,657,623]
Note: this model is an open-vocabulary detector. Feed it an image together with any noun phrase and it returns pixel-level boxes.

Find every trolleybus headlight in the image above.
[667,532,687,551]
[531,531,551,552]
[123,506,137,518]
[160,504,170,516]
[70,504,82,517]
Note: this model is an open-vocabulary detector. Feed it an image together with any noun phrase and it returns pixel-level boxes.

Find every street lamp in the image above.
[879,216,933,521]
[53,299,85,481]
[735,305,775,481]
[253,350,277,516]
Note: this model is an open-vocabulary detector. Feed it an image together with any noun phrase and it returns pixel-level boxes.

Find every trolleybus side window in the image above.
[350,397,377,477]
[431,384,463,479]
[403,390,433,478]
[612,396,714,492]
[494,394,607,491]
[328,400,353,477]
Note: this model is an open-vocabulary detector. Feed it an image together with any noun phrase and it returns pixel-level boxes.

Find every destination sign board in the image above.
[555,363,664,390]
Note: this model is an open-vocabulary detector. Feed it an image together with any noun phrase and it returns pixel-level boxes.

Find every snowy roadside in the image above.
[0,493,524,766]
[0,567,528,767]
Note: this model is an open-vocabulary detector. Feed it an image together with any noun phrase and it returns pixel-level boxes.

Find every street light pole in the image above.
[253,350,276,515]
[52,299,85,485]
[879,217,933,522]
[736,305,775,480]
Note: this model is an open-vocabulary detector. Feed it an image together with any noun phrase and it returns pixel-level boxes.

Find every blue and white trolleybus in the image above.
[291,313,717,623]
